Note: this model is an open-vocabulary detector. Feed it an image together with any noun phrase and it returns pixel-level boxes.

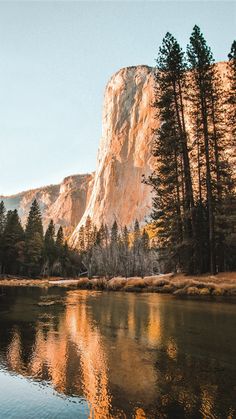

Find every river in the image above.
[0,287,235,418]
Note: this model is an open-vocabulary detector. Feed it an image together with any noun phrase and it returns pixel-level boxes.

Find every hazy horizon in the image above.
[1,1,235,195]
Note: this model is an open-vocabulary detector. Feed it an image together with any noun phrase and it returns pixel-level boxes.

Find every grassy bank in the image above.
[74,272,236,297]
[0,272,236,298]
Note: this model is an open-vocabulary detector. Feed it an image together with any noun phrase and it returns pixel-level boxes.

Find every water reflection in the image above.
[0,289,236,418]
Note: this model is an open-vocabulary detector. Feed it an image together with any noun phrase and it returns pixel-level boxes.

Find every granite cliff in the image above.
[70,65,157,246]
[70,62,234,247]
[2,62,233,247]
[1,174,94,235]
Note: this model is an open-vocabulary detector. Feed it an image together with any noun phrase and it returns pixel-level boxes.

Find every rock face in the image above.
[46,174,94,234]
[1,174,94,234]
[70,62,234,248]
[70,66,157,246]
[2,62,233,247]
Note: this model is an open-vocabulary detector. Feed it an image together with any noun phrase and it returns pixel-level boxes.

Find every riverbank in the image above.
[0,272,236,298]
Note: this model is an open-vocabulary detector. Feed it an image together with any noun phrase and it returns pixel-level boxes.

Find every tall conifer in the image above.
[150,33,195,272]
[24,200,44,276]
[3,210,24,274]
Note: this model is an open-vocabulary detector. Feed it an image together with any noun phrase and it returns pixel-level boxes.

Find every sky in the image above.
[0,1,235,195]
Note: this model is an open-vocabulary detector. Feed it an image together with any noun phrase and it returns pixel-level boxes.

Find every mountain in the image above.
[70,62,235,247]
[1,174,94,235]
[69,65,157,246]
[1,62,233,246]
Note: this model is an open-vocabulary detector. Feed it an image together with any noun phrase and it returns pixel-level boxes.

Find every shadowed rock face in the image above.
[70,65,157,246]
[1,173,94,234]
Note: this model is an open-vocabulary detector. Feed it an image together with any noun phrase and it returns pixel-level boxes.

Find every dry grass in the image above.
[0,278,49,287]
[0,271,235,299]
[107,277,128,290]
[124,277,147,289]
[76,278,90,288]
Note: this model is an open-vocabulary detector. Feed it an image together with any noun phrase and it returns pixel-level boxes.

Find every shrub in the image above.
[107,277,127,290]
[199,287,211,296]
[187,286,200,295]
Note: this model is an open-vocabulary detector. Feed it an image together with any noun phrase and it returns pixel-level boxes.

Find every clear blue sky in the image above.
[0,1,235,195]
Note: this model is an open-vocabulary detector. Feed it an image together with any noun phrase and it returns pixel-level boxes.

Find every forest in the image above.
[0,25,235,278]
[0,199,155,278]
[148,25,236,275]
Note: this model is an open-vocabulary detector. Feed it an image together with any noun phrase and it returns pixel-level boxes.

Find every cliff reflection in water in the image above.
[2,290,236,418]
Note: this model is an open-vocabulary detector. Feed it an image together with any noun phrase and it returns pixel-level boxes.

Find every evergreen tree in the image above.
[122,225,129,249]
[0,201,6,235]
[111,220,118,244]
[132,220,141,275]
[133,219,141,245]
[56,226,64,247]
[149,33,195,272]
[0,201,6,273]
[43,220,56,275]
[24,200,44,276]
[78,225,85,252]
[110,221,119,276]
[224,41,236,270]
[84,216,94,251]
[61,241,70,276]
[25,200,44,240]
[227,40,236,149]
[82,216,95,277]
[141,229,149,251]
[120,226,130,277]
[3,210,24,274]
[187,25,233,273]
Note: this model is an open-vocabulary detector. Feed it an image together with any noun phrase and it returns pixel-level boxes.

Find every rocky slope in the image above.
[1,174,94,234]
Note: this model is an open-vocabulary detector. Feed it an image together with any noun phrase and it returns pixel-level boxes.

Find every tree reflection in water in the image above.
[1,289,236,418]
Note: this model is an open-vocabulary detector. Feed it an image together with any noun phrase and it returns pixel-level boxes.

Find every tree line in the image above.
[149,25,236,274]
[0,199,81,277]
[76,217,157,278]
[1,25,235,278]
[0,199,157,278]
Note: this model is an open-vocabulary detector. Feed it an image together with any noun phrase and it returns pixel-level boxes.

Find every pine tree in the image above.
[110,221,119,276]
[0,201,6,235]
[187,25,233,273]
[187,26,217,273]
[25,200,44,240]
[78,225,85,252]
[45,220,55,245]
[221,40,236,270]
[227,40,236,142]
[43,220,56,275]
[24,199,44,276]
[3,210,24,274]
[56,226,64,247]
[84,216,94,251]
[120,225,130,277]
[61,241,70,276]
[82,217,95,277]
[0,201,6,273]
[131,220,141,275]
[149,33,195,272]
[111,220,118,244]
[122,225,129,249]
[133,220,141,245]
[141,229,149,251]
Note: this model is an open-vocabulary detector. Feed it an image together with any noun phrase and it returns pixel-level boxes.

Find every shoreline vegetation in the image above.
[1,272,236,299]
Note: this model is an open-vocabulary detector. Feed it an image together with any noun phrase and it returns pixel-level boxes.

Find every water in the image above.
[0,287,235,418]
